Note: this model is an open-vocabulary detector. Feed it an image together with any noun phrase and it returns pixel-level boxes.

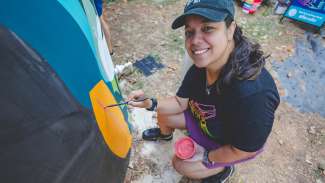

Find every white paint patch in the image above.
[130,108,156,134]
[132,169,182,183]
[129,109,187,182]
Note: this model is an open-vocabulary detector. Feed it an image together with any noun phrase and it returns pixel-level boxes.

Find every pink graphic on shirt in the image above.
[189,100,216,120]
[189,100,217,138]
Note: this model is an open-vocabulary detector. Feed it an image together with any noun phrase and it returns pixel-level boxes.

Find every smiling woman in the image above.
[127,0,280,182]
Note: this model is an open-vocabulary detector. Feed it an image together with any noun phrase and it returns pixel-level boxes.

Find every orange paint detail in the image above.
[89,80,131,158]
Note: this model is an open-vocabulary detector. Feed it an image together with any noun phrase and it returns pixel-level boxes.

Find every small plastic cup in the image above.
[174,136,196,160]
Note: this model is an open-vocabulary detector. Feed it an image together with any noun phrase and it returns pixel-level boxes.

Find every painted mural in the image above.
[0,0,131,182]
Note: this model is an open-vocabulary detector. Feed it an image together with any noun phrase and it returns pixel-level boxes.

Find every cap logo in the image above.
[186,0,201,8]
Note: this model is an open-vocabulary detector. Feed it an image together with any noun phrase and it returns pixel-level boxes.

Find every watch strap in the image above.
[146,98,157,111]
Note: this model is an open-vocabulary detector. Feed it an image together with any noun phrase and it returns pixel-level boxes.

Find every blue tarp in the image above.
[273,32,325,116]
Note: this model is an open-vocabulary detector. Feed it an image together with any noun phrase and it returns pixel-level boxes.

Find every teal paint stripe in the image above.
[80,0,110,82]
[0,0,103,108]
[57,0,97,57]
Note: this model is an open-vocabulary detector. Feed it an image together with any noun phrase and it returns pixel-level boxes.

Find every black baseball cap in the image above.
[172,0,235,29]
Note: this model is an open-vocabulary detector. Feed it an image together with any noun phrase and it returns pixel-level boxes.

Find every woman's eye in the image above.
[185,31,194,38]
[202,26,214,32]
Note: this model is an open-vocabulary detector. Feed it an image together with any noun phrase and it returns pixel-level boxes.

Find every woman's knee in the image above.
[172,156,185,175]
[157,112,186,129]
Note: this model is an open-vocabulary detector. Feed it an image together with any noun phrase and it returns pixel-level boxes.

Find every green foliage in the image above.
[148,52,161,62]
[237,15,291,44]
[167,32,185,56]
[261,6,272,17]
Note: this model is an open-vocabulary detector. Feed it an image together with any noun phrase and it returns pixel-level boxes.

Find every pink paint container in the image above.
[174,137,196,160]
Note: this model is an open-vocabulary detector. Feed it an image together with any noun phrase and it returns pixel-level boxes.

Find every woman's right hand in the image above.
[127,90,152,109]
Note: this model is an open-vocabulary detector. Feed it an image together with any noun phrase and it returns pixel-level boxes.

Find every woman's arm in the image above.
[207,145,258,164]
[157,96,188,114]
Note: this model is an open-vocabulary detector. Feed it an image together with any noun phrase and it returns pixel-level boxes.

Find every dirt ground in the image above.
[106,0,325,182]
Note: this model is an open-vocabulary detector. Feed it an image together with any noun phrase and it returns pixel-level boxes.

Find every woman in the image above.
[128,0,280,182]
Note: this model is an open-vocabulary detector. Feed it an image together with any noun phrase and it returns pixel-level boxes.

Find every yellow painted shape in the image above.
[89,80,131,158]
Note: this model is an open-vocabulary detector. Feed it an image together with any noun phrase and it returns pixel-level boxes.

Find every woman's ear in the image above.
[226,21,236,41]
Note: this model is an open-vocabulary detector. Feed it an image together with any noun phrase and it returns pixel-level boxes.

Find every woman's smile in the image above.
[185,15,233,71]
[192,48,210,55]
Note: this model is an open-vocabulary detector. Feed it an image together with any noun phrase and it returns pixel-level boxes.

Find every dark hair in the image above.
[216,16,266,93]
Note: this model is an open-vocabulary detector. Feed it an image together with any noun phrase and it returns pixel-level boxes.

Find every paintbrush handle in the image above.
[104,101,128,108]
[104,97,149,108]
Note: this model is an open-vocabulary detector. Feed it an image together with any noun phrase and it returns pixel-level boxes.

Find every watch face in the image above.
[203,150,210,163]
[203,149,219,169]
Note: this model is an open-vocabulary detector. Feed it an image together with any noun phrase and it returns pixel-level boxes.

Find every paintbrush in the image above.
[103,97,149,108]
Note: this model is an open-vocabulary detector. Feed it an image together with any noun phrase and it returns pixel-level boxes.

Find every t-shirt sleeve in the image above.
[231,91,280,152]
[176,66,196,98]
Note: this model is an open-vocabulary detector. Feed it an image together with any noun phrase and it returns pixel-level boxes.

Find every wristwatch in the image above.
[146,98,157,111]
[202,149,215,168]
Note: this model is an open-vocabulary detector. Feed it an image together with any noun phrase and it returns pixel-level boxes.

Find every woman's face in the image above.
[184,15,234,70]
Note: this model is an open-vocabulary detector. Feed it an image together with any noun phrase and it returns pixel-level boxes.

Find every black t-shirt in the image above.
[177,65,280,152]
